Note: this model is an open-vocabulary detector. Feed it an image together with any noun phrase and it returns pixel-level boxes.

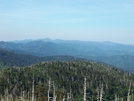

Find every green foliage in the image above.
[35,84,47,101]
[0,49,41,67]
[0,61,134,101]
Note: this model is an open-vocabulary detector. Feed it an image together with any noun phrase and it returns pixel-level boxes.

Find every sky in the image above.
[0,0,134,44]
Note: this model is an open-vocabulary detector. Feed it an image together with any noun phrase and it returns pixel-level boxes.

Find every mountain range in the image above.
[0,38,134,73]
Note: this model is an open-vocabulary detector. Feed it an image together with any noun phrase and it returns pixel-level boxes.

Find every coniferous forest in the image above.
[0,61,134,101]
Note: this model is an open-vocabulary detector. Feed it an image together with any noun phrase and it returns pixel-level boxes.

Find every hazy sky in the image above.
[0,0,134,44]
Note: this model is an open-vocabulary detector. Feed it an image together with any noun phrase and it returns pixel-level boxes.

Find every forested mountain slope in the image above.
[84,55,134,74]
[0,49,41,67]
[0,61,134,101]
[0,49,83,67]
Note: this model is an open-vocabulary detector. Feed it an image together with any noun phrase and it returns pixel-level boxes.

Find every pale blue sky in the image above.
[0,0,134,44]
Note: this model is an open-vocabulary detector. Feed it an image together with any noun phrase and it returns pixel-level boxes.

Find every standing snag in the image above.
[84,77,86,101]
[32,75,35,101]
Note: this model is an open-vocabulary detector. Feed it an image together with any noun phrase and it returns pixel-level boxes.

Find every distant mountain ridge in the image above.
[1,39,134,57]
[0,39,134,73]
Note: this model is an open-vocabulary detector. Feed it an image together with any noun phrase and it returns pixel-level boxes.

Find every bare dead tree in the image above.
[127,82,131,101]
[67,93,70,101]
[22,91,25,101]
[70,87,72,101]
[48,78,51,101]
[96,87,99,101]
[115,94,117,101]
[48,78,57,101]
[131,89,133,101]
[84,77,86,101]
[62,96,65,101]
[97,84,106,101]
[53,81,57,101]
[100,84,103,101]
[1,98,4,101]
[32,75,34,101]
[5,88,9,101]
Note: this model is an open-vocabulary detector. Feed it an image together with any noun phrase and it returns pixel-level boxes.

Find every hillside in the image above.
[0,61,134,101]
[0,49,83,67]
[0,49,42,67]
[83,55,134,74]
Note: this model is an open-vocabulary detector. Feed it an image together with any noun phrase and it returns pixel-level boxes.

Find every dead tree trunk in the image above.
[67,93,70,101]
[48,78,51,101]
[127,82,131,101]
[32,76,34,101]
[84,77,86,101]
[97,87,99,101]
[62,96,65,101]
[53,81,57,101]
[100,84,103,101]
[70,87,72,101]
[48,78,57,101]
[115,94,119,101]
